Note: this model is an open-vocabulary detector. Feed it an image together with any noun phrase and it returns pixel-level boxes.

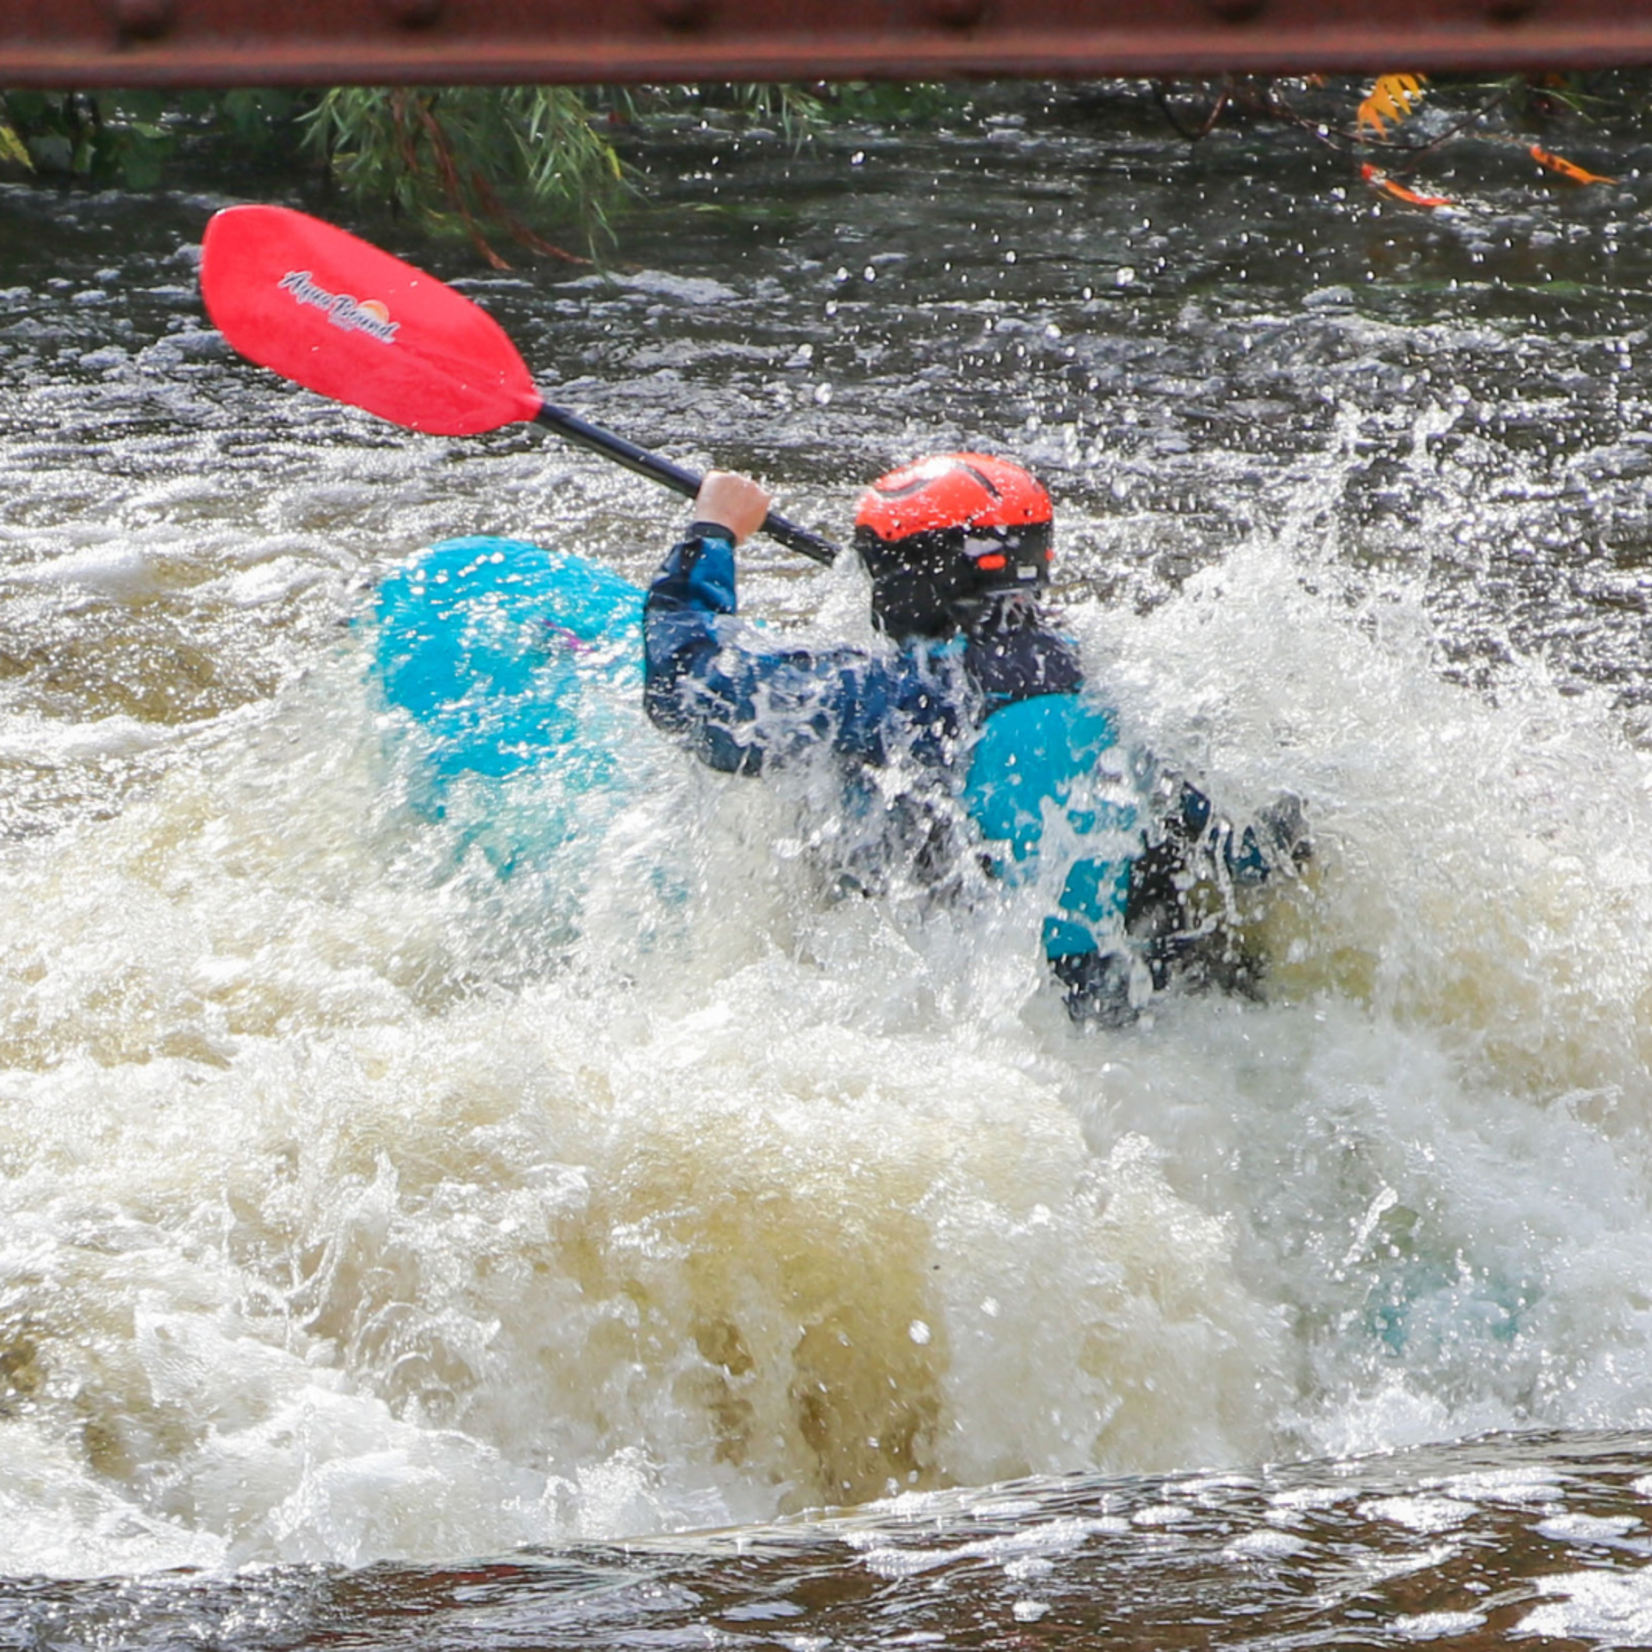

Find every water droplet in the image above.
[1115,267,1136,287]
[909,1318,931,1345]
[813,383,833,406]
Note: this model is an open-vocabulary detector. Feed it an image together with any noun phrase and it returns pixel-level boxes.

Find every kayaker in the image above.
[643,453,1304,1023]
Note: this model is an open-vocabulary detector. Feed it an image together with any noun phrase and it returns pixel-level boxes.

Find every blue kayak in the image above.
[371,535,651,877]
[372,535,1137,921]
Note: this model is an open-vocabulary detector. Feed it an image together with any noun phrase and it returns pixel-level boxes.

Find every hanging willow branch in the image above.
[303,87,630,266]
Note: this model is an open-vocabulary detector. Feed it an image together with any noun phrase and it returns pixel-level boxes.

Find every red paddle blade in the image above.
[200,205,543,437]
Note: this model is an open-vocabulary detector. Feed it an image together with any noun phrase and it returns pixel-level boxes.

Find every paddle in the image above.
[198,204,840,565]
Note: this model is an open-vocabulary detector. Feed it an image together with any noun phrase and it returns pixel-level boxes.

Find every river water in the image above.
[5,83,1652,1647]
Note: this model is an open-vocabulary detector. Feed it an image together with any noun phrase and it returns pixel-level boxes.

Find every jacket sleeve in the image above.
[643,528,913,775]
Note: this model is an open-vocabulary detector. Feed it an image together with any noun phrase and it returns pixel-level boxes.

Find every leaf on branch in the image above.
[0,120,33,171]
[1357,74,1427,138]
[1529,144,1615,186]
[1360,163,1453,209]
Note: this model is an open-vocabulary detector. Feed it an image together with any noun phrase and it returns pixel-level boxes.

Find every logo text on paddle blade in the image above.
[278,270,400,343]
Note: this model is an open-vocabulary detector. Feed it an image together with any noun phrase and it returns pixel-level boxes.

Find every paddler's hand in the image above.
[694,471,772,547]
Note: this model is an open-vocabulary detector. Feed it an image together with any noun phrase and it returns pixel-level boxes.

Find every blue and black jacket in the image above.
[643,526,1147,968]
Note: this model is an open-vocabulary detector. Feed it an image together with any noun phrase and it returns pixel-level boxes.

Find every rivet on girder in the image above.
[380,0,444,25]
[1486,0,1535,18]
[929,0,987,27]
[1206,0,1264,19]
[111,0,176,39]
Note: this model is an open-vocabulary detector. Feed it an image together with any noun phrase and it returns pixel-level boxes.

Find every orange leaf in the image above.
[1360,163,1453,209]
[1357,73,1427,138]
[1529,144,1615,186]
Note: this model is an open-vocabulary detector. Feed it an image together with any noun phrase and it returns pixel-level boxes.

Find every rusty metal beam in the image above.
[4,0,1652,87]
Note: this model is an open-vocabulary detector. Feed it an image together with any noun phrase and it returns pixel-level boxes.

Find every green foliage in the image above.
[0,115,30,171]
[816,82,968,125]
[0,78,964,265]
[0,87,311,187]
[613,81,954,141]
[303,87,628,266]
[0,90,173,188]
[716,83,827,144]
[213,88,310,153]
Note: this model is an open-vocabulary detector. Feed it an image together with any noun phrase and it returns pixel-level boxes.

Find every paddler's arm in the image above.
[643,473,897,774]
[645,470,770,633]
[642,472,772,771]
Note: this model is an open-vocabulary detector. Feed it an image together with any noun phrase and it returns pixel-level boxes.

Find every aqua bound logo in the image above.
[278,270,400,343]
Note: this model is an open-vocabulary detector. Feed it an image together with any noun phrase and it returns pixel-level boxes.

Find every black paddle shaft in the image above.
[534,401,840,566]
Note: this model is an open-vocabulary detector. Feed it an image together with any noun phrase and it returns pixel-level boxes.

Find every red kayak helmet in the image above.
[853,453,1054,638]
